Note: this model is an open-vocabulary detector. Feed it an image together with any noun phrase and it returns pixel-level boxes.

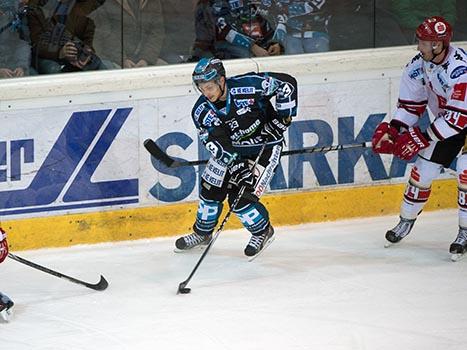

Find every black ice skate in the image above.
[0,294,14,322]
[174,232,211,253]
[450,227,467,262]
[385,216,416,247]
[244,225,275,261]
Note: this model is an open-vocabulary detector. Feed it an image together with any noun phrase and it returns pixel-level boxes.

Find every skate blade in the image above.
[384,241,395,248]
[248,236,275,262]
[451,253,465,262]
[0,308,13,322]
[173,245,208,254]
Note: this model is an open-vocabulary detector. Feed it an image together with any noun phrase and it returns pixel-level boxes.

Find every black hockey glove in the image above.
[228,159,254,189]
[261,117,290,142]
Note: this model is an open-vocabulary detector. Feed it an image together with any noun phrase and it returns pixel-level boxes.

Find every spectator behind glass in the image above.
[90,0,165,69]
[455,0,467,41]
[260,0,331,55]
[27,0,107,74]
[158,0,194,64]
[0,0,34,78]
[391,0,457,44]
[190,0,280,61]
[326,1,372,51]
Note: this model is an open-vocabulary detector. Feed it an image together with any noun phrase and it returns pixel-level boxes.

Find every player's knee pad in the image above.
[233,202,270,235]
[456,154,467,190]
[408,158,443,188]
[402,158,441,207]
[401,178,432,220]
[458,187,467,228]
[454,155,467,227]
[403,181,432,205]
[194,197,223,236]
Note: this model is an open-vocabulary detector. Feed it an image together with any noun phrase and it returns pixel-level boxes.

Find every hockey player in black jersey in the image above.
[175,57,297,258]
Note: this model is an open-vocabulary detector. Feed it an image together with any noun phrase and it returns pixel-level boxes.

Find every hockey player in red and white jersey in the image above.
[0,227,14,321]
[372,16,467,260]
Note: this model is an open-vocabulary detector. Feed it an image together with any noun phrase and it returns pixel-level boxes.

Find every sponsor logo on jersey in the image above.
[234,98,255,108]
[231,119,261,141]
[436,73,449,92]
[452,83,467,101]
[236,107,251,115]
[254,145,281,198]
[202,110,219,126]
[409,67,423,79]
[450,66,467,79]
[229,0,242,10]
[194,102,207,121]
[261,77,279,95]
[278,82,294,99]
[230,87,255,95]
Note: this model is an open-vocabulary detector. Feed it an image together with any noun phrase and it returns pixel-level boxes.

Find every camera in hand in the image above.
[62,39,102,72]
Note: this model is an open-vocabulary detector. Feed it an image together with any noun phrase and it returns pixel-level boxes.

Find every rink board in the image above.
[4,179,457,250]
[0,44,465,250]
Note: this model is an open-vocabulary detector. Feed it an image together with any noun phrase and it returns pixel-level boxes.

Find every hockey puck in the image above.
[179,287,191,294]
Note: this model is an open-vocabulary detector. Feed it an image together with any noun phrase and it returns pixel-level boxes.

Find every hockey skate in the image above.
[174,232,212,253]
[0,294,14,322]
[245,225,275,261]
[384,217,416,248]
[449,227,467,262]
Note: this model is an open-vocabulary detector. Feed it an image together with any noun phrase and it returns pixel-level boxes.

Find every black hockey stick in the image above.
[8,253,109,291]
[177,142,268,295]
[144,139,371,168]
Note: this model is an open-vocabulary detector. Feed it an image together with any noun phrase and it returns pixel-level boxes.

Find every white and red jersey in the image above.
[393,45,467,141]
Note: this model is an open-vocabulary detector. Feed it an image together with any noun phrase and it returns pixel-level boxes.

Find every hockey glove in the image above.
[228,159,255,189]
[0,228,8,264]
[372,122,399,154]
[261,117,290,142]
[393,127,430,161]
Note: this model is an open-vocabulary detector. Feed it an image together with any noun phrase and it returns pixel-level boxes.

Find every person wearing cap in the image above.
[174,58,298,259]
[371,16,467,260]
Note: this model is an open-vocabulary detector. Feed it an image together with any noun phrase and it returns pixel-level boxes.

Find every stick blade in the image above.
[143,139,175,167]
[87,275,109,291]
[177,281,191,294]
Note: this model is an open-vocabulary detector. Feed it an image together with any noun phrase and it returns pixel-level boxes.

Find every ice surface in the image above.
[1,209,466,350]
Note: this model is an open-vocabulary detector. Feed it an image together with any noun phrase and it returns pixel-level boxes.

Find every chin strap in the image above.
[216,78,226,102]
[431,43,448,63]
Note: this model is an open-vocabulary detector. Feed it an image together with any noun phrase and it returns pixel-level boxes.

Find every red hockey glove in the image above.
[393,127,430,161]
[372,122,399,154]
[228,159,255,189]
[0,228,8,264]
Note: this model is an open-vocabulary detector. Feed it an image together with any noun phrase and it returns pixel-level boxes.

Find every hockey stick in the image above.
[8,253,109,291]
[144,139,371,168]
[177,142,268,295]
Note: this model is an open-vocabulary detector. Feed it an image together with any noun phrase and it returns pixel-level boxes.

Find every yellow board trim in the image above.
[4,179,457,251]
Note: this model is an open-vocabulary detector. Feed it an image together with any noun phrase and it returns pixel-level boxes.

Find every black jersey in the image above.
[191,72,298,163]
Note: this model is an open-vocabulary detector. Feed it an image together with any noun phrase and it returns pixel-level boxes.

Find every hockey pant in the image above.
[193,145,282,237]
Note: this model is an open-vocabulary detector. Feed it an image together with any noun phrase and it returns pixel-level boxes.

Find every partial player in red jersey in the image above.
[0,227,14,321]
[372,16,467,260]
